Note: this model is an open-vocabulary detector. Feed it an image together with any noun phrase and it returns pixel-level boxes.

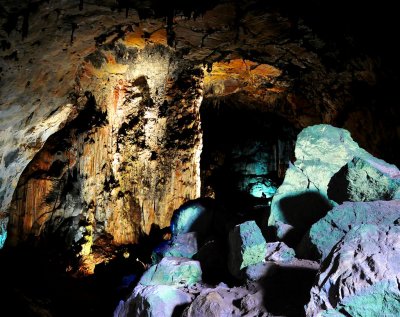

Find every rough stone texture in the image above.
[244,258,319,282]
[151,232,198,264]
[139,257,202,287]
[170,199,214,238]
[265,242,295,262]
[228,220,267,277]
[299,200,400,261]
[114,284,192,317]
[184,291,239,317]
[182,284,265,317]
[328,156,400,203]
[268,124,400,244]
[306,224,400,317]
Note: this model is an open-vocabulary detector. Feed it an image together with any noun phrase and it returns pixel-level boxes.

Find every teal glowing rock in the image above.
[299,200,400,261]
[306,224,400,316]
[228,220,267,277]
[139,257,202,287]
[268,124,400,243]
[170,199,214,238]
[151,232,198,264]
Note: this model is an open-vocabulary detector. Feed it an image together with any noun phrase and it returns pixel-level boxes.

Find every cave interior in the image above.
[0,0,399,316]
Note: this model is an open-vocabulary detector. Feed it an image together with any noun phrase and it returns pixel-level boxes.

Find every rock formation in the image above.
[299,200,400,261]
[306,224,400,316]
[268,124,400,245]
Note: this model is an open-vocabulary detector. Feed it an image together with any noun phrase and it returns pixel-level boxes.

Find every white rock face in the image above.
[114,284,192,317]
[306,224,400,317]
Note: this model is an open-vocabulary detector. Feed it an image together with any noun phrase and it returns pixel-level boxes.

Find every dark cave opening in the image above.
[200,98,297,221]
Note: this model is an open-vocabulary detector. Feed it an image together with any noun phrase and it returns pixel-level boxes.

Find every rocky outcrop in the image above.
[268,124,400,245]
[170,199,215,239]
[139,257,202,287]
[151,232,198,264]
[306,224,400,316]
[228,220,267,277]
[114,284,192,317]
[299,200,400,261]
[328,156,400,203]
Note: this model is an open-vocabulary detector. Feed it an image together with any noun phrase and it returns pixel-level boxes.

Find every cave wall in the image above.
[6,42,204,275]
[1,0,399,255]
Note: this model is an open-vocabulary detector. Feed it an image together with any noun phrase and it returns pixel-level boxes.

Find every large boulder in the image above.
[268,124,400,244]
[228,220,267,277]
[182,285,262,317]
[299,200,400,261]
[170,199,215,239]
[151,232,198,264]
[328,156,400,203]
[114,284,192,317]
[306,224,400,317]
[139,257,202,287]
[183,291,239,317]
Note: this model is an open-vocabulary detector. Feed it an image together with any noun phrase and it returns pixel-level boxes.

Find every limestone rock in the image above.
[151,232,198,264]
[328,156,400,203]
[183,285,256,317]
[228,221,267,277]
[265,242,295,262]
[299,200,400,261]
[244,258,319,281]
[114,284,192,317]
[139,257,202,287]
[268,124,400,244]
[306,224,400,316]
[183,291,239,317]
[170,199,215,239]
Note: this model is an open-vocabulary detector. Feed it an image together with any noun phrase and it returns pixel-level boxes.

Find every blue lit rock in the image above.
[265,242,295,262]
[299,200,400,261]
[328,156,400,203]
[306,224,400,316]
[114,284,192,317]
[228,220,267,277]
[268,124,400,243]
[139,257,202,287]
[170,199,214,238]
[151,232,198,264]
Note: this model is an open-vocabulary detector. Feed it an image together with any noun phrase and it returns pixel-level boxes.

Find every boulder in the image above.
[183,285,252,317]
[228,221,267,277]
[299,200,400,261]
[265,242,295,262]
[268,124,400,244]
[183,291,239,317]
[244,258,319,282]
[170,198,215,239]
[151,232,198,264]
[305,224,400,317]
[328,156,400,203]
[139,257,202,287]
[114,284,192,317]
